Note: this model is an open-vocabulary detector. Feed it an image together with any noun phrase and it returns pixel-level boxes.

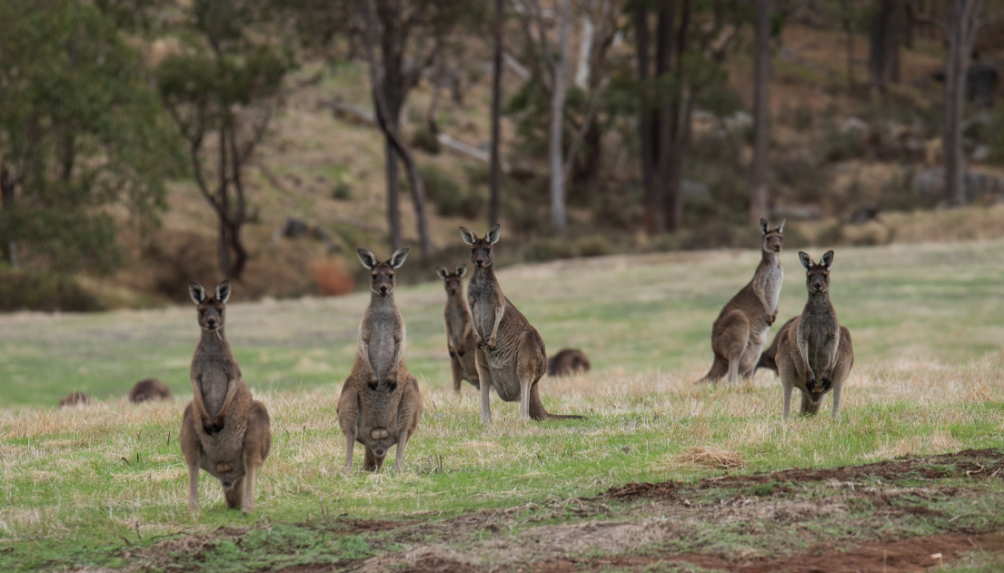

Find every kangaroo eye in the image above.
[388,272,394,277]
[485,248,491,253]
[199,309,205,315]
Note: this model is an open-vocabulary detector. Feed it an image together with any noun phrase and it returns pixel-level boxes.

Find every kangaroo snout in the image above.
[812,281,824,292]
[378,284,389,295]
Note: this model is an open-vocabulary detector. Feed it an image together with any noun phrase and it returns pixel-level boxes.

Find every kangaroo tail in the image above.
[528,381,584,421]
[697,356,728,384]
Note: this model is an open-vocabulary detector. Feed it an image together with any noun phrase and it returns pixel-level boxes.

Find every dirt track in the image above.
[145,449,1004,573]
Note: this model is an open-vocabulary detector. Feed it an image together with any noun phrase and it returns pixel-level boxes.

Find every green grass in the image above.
[4,240,1004,407]
[2,239,1004,570]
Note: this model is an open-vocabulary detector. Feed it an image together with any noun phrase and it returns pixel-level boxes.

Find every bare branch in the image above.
[563,75,610,182]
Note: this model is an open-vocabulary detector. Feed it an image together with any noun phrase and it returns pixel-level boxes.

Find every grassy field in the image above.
[2,239,1004,571]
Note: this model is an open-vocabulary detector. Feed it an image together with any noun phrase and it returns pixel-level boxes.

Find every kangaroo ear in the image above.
[487,223,501,244]
[457,264,467,277]
[389,247,409,269]
[189,282,206,304]
[357,249,378,269]
[798,251,813,271]
[776,219,786,233]
[759,218,769,235]
[459,227,477,245]
[215,280,231,303]
[436,267,448,279]
[821,250,834,269]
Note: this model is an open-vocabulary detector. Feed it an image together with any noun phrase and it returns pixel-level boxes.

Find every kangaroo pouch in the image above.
[197,426,248,483]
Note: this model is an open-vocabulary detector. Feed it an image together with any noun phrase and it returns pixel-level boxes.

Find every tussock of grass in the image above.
[670,445,746,470]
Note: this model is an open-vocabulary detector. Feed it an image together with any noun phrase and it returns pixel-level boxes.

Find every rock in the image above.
[839,116,869,135]
[972,144,990,163]
[722,111,753,134]
[912,167,1004,202]
[681,179,711,201]
[281,217,310,238]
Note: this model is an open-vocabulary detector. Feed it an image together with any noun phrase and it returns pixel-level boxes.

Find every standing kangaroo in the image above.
[180,281,271,513]
[337,248,423,473]
[436,265,480,393]
[701,218,785,385]
[460,225,582,423]
[776,251,854,419]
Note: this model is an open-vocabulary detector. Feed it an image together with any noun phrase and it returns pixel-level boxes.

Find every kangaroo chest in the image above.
[445,300,469,344]
[466,279,500,342]
[195,348,235,420]
[761,263,783,314]
[801,313,839,371]
[365,305,403,381]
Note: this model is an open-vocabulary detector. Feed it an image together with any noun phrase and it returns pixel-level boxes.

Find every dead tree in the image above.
[911,0,989,207]
[869,0,902,90]
[749,0,771,226]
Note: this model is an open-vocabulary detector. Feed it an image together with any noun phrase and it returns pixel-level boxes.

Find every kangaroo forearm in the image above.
[190,376,211,421]
[215,378,239,422]
[357,339,377,377]
[490,303,506,340]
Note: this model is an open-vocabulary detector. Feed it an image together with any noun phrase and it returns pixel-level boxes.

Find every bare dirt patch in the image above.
[605,448,1004,503]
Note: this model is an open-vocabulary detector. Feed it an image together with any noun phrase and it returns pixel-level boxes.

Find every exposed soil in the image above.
[605,448,1004,502]
[140,450,1004,573]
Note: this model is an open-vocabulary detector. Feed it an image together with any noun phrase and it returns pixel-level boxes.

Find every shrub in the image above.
[419,164,484,218]
[576,235,613,257]
[0,269,101,312]
[523,238,577,262]
[331,182,352,200]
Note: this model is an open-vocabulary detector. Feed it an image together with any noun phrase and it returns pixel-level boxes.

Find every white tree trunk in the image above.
[550,0,571,235]
[575,14,594,89]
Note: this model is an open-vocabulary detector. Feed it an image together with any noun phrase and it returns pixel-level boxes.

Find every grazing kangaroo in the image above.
[460,225,582,423]
[754,317,797,375]
[180,281,271,513]
[776,251,854,419]
[129,378,172,403]
[337,248,423,473]
[547,348,591,377]
[700,218,785,385]
[436,265,480,393]
[59,391,92,408]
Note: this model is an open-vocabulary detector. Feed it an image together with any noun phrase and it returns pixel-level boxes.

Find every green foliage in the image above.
[0,269,100,312]
[0,0,180,274]
[419,164,484,218]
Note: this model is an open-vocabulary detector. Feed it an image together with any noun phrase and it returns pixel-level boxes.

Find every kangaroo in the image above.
[776,251,854,419]
[180,281,271,513]
[547,348,591,377]
[700,218,785,385]
[436,265,480,393]
[754,317,797,375]
[460,225,582,423]
[129,378,172,403]
[59,391,92,408]
[337,248,423,473]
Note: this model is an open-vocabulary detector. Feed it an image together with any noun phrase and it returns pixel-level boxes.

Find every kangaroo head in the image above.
[189,281,231,332]
[436,264,467,296]
[760,218,785,254]
[799,250,833,294]
[358,248,409,298]
[459,224,500,269]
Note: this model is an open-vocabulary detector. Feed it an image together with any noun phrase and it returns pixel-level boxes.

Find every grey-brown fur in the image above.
[59,391,92,408]
[180,281,271,513]
[436,265,480,393]
[129,379,172,403]
[775,251,855,419]
[337,248,423,473]
[547,348,591,377]
[701,218,785,385]
[460,225,582,423]
[754,317,797,375]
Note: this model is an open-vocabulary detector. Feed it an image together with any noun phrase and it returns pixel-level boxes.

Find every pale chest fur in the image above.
[799,310,839,372]
[466,276,501,342]
[192,339,238,420]
[444,299,470,346]
[762,264,783,314]
[362,302,404,381]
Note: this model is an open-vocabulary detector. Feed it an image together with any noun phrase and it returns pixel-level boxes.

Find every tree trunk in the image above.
[385,137,403,250]
[489,0,504,226]
[943,0,985,207]
[549,0,571,235]
[1,166,17,268]
[633,0,657,235]
[844,15,855,87]
[869,0,901,90]
[575,14,594,89]
[749,0,770,226]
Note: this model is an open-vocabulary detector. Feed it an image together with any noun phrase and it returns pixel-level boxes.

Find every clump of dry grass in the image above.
[670,445,746,470]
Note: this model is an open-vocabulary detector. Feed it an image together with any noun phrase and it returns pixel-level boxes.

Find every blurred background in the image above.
[0,0,1002,312]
